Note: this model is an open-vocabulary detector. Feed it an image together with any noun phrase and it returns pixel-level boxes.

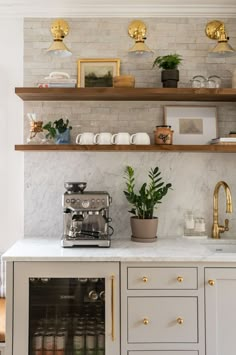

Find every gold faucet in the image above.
[212,181,233,239]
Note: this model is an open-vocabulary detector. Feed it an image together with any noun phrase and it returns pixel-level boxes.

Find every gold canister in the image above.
[154,125,174,145]
[30,121,43,134]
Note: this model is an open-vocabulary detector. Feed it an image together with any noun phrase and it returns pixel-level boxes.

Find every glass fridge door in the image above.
[13,262,119,355]
[30,277,105,355]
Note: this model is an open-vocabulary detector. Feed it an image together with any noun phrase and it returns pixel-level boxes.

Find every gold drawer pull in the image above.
[142,276,148,283]
[177,276,184,283]
[208,279,215,286]
[177,317,184,325]
[143,318,149,325]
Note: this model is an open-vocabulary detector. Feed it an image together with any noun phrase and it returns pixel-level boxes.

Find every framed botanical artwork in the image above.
[164,106,218,144]
[77,58,120,88]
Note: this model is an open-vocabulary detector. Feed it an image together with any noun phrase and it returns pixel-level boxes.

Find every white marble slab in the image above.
[3,237,236,263]
[24,152,236,241]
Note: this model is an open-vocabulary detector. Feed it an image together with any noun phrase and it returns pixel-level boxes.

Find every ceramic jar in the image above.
[154,125,174,145]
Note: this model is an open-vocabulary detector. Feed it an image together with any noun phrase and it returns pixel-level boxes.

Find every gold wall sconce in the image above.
[205,20,235,57]
[128,20,153,54]
[46,19,72,57]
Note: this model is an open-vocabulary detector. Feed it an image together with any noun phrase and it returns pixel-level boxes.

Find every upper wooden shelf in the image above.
[14,144,236,152]
[15,87,236,102]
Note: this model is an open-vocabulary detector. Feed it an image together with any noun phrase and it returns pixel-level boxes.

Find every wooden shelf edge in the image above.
[15,87,236,102]
[14,144,236,152]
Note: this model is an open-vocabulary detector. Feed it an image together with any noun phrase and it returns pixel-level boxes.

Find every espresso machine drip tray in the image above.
[61,236,111,248]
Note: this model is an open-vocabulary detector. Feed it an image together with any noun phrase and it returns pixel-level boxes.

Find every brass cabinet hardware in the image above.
[177,276,184,283]
[143,318,149,325]
[208,279,215,286]
[177,317,184,325]
[111,275,115,341]
[142,276,148,283]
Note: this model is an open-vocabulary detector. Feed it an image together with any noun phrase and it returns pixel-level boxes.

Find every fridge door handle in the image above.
[111,274,115,341]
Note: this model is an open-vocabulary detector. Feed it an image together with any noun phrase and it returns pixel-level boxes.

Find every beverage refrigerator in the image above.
[10,261,119,355]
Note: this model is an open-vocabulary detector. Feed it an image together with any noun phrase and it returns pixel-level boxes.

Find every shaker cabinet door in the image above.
[205,268,236,355]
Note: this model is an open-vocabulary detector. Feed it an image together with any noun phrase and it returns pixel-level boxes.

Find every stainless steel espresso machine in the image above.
[62,182,113,247]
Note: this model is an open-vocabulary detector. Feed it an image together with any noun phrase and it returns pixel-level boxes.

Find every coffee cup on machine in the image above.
[111,132,131,145]
[94,132,112,145]
[76,132,95,145]
[130,132,151,145]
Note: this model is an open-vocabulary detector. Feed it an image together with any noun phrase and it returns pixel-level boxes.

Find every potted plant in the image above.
[43,118,72,144]
[123,165,172,242]
[152,53,183,88]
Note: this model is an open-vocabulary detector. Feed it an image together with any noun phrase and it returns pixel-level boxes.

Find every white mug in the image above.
[130,132,151,145]
[76,132,95,145]
[94,132,112,145]
[111,132,131,145]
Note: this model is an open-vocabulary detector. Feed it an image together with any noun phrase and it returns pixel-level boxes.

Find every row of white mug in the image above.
[76,132,151,145]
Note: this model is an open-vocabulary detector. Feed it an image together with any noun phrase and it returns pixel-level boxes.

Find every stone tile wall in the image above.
[24,18,236,140]
[23,18,236,240]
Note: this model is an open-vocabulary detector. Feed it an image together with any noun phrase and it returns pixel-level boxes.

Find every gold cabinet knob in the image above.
[142,276,148,283]
[208,279,215,286]
[143,318,149,325]
[177,317,184,325]
[177,276,184,283]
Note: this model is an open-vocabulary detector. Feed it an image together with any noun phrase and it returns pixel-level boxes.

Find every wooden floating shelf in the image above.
[14,144,236,152]
[15,87,236,102]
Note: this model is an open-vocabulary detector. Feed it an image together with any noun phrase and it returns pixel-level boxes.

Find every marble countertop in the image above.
[3,236,236,262]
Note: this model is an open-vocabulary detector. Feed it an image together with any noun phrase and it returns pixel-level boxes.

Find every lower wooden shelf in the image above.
[14,144,236,152]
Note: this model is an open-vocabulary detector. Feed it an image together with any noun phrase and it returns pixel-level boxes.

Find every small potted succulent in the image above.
[123,165,172,242]
[43,118,72,144]
[152,53,183,88]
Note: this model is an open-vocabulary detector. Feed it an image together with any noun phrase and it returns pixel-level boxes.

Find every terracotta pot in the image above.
[130,217,158,243]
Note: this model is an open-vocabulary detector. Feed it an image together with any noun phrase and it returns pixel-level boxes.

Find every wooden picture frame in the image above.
[164,106,218,145]
[77,58,120,88]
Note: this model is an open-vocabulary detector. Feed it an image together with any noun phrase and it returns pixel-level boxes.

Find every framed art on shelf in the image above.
[164,106,218,144]
[77,58,120,87]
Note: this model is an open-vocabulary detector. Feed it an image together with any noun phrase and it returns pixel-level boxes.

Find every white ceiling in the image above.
[0,0,236,17]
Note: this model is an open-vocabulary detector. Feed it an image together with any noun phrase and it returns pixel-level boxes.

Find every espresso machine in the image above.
[62,182,113,247]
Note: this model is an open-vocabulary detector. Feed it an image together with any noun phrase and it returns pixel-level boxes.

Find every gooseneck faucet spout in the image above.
[212,181,233,239]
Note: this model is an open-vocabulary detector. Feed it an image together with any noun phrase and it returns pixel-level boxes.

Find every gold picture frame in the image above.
[77,58,120,88]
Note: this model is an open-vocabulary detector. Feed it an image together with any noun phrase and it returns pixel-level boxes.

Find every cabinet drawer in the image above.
[128,352,198,355]
[127,297,198,343]
[127,267,197,290]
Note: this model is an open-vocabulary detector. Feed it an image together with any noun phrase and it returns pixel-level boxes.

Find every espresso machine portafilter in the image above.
[62,182,113,247]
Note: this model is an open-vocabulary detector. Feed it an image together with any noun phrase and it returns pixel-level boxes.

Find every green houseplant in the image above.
[43,118,72,144]
[123,166,172,242]
[152,53,183,88]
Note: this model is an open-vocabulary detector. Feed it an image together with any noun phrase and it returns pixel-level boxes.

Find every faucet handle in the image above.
[225,218,229,231]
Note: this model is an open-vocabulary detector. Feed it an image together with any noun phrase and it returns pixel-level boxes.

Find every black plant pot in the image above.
[161,69,179,88]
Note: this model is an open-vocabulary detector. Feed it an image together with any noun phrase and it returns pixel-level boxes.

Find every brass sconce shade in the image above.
[128,20,153,54]
[46,19,72,57]
[205,20,236,57]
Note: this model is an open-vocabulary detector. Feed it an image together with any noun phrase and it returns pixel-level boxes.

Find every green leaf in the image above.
[123,165,173,219]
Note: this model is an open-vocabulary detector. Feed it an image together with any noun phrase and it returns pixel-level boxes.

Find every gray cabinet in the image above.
[121,263,202,355]
[205,267,236,355]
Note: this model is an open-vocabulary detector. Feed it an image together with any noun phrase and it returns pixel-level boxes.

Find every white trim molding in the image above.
[0,2,236,18]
